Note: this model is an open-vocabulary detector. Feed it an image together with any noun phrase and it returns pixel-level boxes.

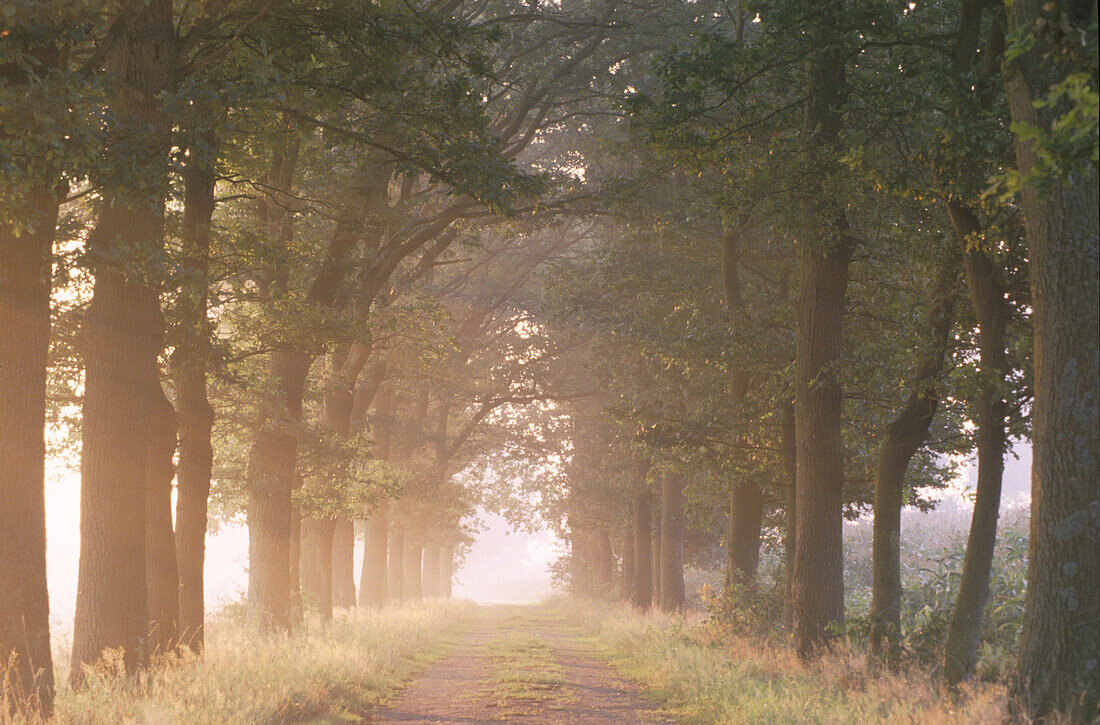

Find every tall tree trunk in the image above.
[246,350,311,629]
[360,503,389,607]
[299,517,335,620]
[792,16,852,656]
[781,400,796,630]
[331,518,357,608]
[403,535,423,601]
[726,481,766,587]
[422,546,441,598]
[288,491,303,624]
[631,492,654,610]
[0,186,59,715]
[943,204,1010,686]
[595,528,614,595]
[659,475,685,611]
[145,387,179,656]
[1005,3,1099,716]
[651,517,662,600]
[441,544,454,598]
[620,529,635,602]
[870,253,957,657]
[173,129,217,654]
[71,0,176,685]
[388,528,405,602]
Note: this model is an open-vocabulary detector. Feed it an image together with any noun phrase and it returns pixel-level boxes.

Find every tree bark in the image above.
[173,129,217,654]
[870,252,957,657]
[781,400,796,630]
[441,544,454,598]
[71,0,176,685]
[792,14,852,656]
[0,185,58,715]
[331,518,357,608]
[299,517,335,620]
[651,518,662,601]
[145,386,179,656]
[1005,2,1099,717]
[659,475,685,611]
[403,535,424,601]
[726,481,766,587]
[595,528,615,595]
[246,350,311,629]
[388,528,406,602]
[620,529,635,602]
[631,492,654,610]
[943,203,1010,686]
[360,502,390,606]
[422,546,441,598]
[288,491,303,625]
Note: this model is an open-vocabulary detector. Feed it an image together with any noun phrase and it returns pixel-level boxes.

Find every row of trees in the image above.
[1,0,627,715]
[533,1,1096,721]
[1,0,1095,722]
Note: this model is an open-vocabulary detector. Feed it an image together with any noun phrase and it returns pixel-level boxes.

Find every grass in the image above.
[565,601,1017,725]
[6,599,474,725]
[479,615,571,717]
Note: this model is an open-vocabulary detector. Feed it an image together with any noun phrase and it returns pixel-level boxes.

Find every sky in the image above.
[42,440,1031,638]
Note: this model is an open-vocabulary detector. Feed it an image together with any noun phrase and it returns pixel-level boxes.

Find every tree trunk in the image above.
[331,518,357,608]
[403,536,423,601]
[388,528,405,602]
[299,517,335,620]
[1005,3,1099,716]
[943,203,1010,686]
[620,529,635,602]
[71,0,176,685]
[659,475,685,611]
[631,492,654,610]
[288,495,303,624]
[726,481,766,587]
[0,186,58,715]
[781,400,796,630]
[651,519,662,601]
[246,351,311,629]
[422,546,441,598]
[173,129,217,654]
[360,503,389,607]
[870,253,957,657]
[595,528,614,595]
[145,387,179,656]
[792,20,852,656]
[441,545,454,598]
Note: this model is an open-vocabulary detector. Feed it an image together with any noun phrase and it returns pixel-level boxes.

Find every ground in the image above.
[370,604,674,724]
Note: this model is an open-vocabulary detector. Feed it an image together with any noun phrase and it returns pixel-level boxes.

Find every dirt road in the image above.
[370,605,674,724]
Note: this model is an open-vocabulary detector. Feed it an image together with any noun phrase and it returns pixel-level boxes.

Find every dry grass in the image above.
[4,599,474,725]
[566,602,1018,725]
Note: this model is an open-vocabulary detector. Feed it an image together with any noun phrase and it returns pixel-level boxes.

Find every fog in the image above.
[42,440,1030,637]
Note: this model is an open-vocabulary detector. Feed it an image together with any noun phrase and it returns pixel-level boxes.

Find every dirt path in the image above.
[369,605,674,724]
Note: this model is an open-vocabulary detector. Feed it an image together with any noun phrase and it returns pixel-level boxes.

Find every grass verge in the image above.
[8,599,474,725]
[564,601,1013,725]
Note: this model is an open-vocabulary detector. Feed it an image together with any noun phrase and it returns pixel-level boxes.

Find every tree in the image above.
[0,22,63,708]
[71,0,177,683]
[1002,1,1099,718]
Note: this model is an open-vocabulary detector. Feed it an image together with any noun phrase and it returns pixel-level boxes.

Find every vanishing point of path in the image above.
[370,605,676,724]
